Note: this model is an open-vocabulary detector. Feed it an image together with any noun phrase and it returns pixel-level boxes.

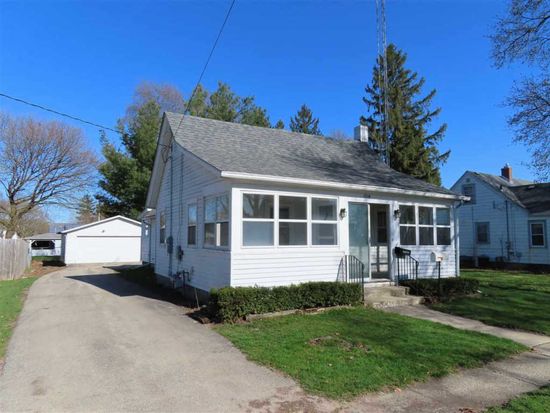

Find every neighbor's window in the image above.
[311,197,337,245]
[187,204,197,246]
[529,221,546,247]
[462,184,476,204]
[243,194,274,246]
[31,240,54,250]
[419,206,434,245]
[436,208,451,245]
[399,205,416,245]
[159,212,166,244]
[279,196,307,246]
[475,222,490,244]
[204,194,229,247]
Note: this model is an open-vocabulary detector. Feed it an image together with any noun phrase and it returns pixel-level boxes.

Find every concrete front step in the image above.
[364,285,410,298]
[365,295,424,309]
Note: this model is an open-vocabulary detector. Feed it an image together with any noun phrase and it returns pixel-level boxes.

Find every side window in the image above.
[436,208,451,245]
[475,222,490,244]
[311,198,338,245]
[159,212,166,244]
[529,221,546,247]
[187,204,197,246]
[399,205,416,245]
[462,184,476,204]
[204,194,229,248]
[242,194,274,246]
[418,206,434,245]
[279,196,307,246]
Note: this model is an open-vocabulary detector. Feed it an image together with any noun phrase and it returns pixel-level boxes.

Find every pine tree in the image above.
[289,104,322,135]
[362,44,449,185]
[274,119,285,129]
[76,195,97,224]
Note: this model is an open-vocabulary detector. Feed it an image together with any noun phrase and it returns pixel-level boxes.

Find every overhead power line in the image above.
[0,92,121,134]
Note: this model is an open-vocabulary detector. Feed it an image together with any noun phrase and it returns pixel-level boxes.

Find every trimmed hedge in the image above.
[209,282,363,323]
[400,278,480,303]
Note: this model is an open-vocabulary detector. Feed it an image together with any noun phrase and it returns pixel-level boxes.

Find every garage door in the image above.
[72,236,141,263]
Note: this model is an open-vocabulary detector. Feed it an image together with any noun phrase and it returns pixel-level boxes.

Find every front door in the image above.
[348,203,370,279]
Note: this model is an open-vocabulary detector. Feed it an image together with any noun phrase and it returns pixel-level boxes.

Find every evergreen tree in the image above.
[274,119,285,129]
[76,195,97,224]
[289,104,322,135]
[362,44,449,185]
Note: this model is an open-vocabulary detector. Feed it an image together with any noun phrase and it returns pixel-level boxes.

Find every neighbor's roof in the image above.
[24,232,61,241]
[467,171,549,214]
[60,215,141,234]
[165,113,459,198]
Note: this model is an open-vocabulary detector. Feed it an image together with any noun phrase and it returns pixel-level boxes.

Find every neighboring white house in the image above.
[451,165,550,267]
[24,233,62,257]
[61,216,142,264]
[142,113,466,296]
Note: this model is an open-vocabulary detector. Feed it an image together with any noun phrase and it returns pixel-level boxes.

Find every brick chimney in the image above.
[501,163,512,181]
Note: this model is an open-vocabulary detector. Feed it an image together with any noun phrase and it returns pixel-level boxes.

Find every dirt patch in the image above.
[308,334,369,353]
[26,260,64,277]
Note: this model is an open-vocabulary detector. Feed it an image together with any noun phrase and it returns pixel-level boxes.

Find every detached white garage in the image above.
[61,216,141,264]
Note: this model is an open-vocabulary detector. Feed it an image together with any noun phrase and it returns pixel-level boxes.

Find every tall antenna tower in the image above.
[375,0,390,165]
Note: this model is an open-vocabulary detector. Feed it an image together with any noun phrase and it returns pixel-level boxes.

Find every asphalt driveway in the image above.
[0,266,313,413]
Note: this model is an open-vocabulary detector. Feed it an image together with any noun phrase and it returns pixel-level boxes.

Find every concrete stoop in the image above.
[364,285,424,308]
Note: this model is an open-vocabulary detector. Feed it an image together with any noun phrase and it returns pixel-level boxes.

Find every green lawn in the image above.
[487,386,550,413]
[216,307,525,399]
[0,277,37,358]
[432,270,550,335]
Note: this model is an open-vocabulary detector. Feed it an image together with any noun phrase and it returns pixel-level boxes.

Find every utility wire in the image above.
[0,92,122,135]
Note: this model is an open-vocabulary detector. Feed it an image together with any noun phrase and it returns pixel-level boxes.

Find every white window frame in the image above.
[418,206,435,246]
[399,204,416,246]
[436,207,452,246]
[529,220,546,248]
[204,194,230,249]
[240,191,339,248]
[187,203,197,247]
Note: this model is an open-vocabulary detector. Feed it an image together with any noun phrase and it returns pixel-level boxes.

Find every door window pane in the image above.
[418,207,433,225]
[312,223,337,245]
[243,222,274,246]
[312,198,337,221]
[400,226,416,245]
[279,196,307,220]
[243,194,274,218]
[419,227,434,245]
[279,222,307,245]
[399,205,415,224]
[437,228,451,245]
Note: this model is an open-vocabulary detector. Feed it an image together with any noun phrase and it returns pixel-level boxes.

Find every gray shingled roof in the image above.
[166,113,459,197]
[24,232,61,241]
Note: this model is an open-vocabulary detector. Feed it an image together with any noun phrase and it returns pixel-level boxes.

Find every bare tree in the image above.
[0,113,97,235]
[491,0,550,179]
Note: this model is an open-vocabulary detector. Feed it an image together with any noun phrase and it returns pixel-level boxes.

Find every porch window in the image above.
[311,198,337,245]
[475,222,490,244]
[436,208,451,245]
[399,205,416,245]
[529,221,546,247]
[243,194,274,246]
[187,204,197,246]
[419,206,434,245]
[159,212,166,244]
[279,196,307,245]
[204,194,229,247]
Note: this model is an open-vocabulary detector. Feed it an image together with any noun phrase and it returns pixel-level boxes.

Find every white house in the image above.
[142,113,465,296]
[61,216,142,264]
[24,233,62,257]
[451,165,550,267]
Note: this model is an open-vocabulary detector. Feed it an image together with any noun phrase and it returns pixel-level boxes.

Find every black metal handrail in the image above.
[337,255,365,301]
[395,247,419,285]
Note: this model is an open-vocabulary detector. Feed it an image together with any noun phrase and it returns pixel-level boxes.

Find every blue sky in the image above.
[0,0,534,221]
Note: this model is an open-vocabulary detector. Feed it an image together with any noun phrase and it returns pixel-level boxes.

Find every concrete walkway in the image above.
[1,267,549,413]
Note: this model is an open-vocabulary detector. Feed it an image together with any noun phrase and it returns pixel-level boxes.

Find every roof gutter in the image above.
[220,171,465,201]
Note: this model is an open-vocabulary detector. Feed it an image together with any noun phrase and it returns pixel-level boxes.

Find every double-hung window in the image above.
[475,222,490,244]
[462,184,476,204]
[399,205,416,245]
[419,207,434,245]
[187,204,197,246]
[279,196,307,245]
[311,198,338,245]
[204,194,229,247]
[242,194,275,246]
[529,221,546,247]
[159,212,166,244]
[436,208,451,245]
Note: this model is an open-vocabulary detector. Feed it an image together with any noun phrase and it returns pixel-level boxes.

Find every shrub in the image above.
[401,277,480,303]
[209,282,362,323]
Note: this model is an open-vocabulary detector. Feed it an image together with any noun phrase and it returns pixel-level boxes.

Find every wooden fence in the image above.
[0,239,32,281]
